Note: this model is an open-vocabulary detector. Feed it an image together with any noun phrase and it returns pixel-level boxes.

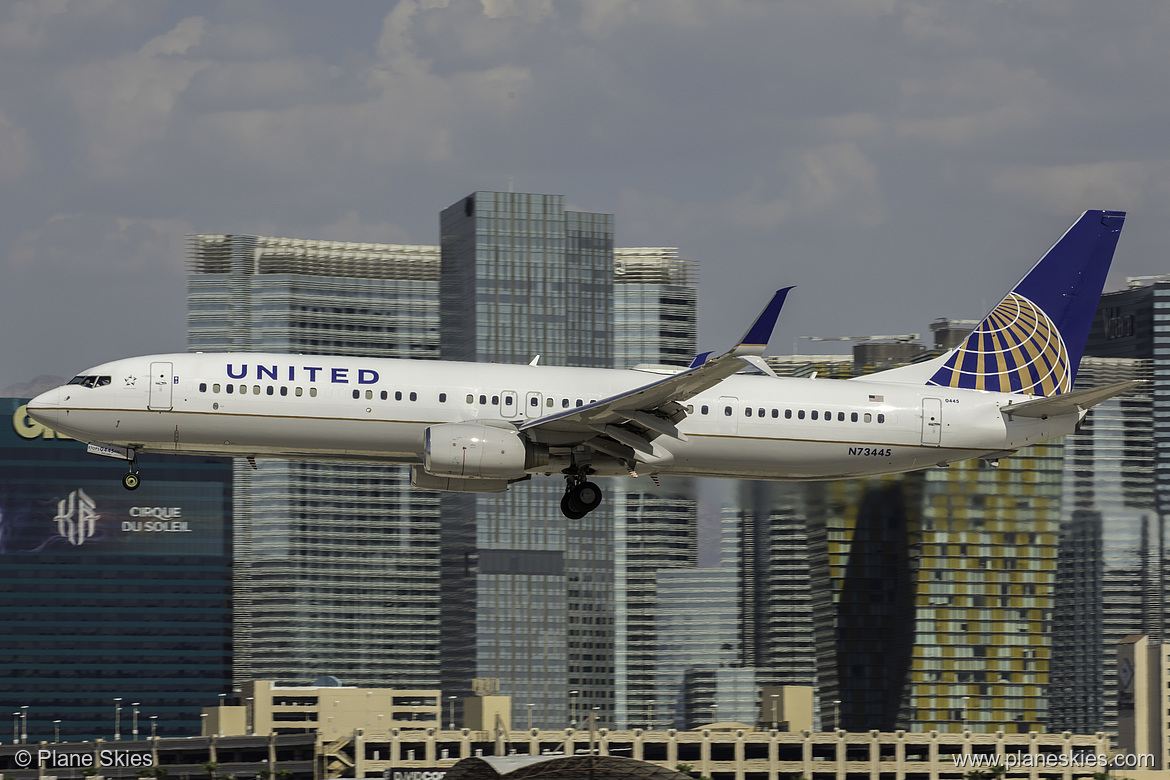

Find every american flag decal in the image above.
[868,394,884,402]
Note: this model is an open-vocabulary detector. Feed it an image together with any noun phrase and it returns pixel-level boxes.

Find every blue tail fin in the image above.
[925,210,1125,396]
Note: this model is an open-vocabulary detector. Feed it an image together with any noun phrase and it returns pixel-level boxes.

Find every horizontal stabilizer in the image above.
[1001,380,1142,419]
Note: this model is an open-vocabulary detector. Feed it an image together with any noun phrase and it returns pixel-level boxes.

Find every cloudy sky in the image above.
[3,0,1169,391]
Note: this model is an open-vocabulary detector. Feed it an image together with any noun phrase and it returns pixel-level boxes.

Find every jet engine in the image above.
[423,423,548,480]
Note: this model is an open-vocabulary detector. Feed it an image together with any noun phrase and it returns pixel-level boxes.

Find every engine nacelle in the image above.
[424,423,548,480]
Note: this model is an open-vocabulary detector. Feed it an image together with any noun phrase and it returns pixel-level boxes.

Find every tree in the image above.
[202,761,220,780]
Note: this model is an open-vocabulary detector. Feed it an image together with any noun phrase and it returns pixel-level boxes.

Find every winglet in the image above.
[731,287,793,357]
[688,351,714,369]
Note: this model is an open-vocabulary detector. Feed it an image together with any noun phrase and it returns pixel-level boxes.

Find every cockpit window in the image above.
[68,375,112,388]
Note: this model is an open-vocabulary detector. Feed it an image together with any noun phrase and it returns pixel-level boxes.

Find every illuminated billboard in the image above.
[2,400,228,556]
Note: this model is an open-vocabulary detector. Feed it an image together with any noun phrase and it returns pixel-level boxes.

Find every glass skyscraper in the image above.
[611,247,699,729]
[1048,278,1168,735]
[187,234,443,688]
[438,192,615,726]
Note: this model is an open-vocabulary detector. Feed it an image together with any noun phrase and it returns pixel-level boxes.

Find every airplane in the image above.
[27,210,1136,519]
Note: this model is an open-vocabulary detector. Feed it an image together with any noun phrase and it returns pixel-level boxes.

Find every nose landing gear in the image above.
[122,460,141,491]
[560,475,603,519]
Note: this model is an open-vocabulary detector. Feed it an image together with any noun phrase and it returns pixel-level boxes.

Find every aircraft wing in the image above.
[518,288,792,459]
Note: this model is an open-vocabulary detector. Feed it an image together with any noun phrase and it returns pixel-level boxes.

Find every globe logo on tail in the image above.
[927,292,1071,396]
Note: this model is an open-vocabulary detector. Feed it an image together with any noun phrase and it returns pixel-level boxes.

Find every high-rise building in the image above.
[1048,277,1167,735]
[187,235,443,688]
[739,337,1063,733]
[438,192,616,726]
[611,248,699,729]
[0,399,232,741]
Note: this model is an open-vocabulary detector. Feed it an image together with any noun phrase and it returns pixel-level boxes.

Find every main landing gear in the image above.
[560,474,603,519]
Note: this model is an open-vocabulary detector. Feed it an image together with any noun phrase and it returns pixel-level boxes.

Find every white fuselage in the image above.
[29,352,1074,481]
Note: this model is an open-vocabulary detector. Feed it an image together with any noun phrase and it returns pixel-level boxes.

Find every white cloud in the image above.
[0,109,36,182]
[990,161,1166,216]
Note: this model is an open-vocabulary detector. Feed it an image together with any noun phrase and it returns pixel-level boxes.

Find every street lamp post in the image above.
[569,690,579,729]
[526,703,534,731]
[114,697,123,741]
[12,712,18,745]
[770,694,779,730]
[200,712,208,736]
[832,700,841,732]
[711,703,718,724]
[647,700,656,731]
[962,696,970,732]
[448,696,456,730]
[54,720,61,743]
[132,703,140,739]
[20,705,28,744]
[150,715,158,740]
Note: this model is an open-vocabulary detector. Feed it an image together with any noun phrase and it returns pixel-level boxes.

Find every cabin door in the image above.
[149,362,174,411]
[921,397,942,446]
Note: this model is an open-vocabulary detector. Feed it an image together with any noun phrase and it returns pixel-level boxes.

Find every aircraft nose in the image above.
[26,387,61,428]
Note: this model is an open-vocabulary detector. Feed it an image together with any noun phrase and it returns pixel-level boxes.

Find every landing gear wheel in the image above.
[571,481,603,512]
[122,471,141,491]
[560,477,603,518]
[560,492,588,520]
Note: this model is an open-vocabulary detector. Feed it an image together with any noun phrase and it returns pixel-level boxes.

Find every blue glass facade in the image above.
[439,192,614,727]
[0,398,232,742]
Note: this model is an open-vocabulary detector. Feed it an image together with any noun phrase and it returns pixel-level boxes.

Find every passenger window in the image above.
[309,388,318,398]
[395,391,403,401]
[466,394,474,404]
[797,410,805,420]
[878,413,885,424]
[562,399,570,408]
[492,396,499,405]
[267,386,274,396]
[365,390,373,400]
[382,391,389,400]
[576,400,584,407]
[226,384,234,394]
[758,408,764,417]
[837,412,845,421]
[439,393,447,403]
[724,406,732,417]
[504,395,512,406]
[851,412,858,422]
[772,409,778,418]
[864,412,872,423]
[410,392,417,401]
[824,411,830,420]
[546,398,554,407]
[199,383,207,393]
[253,386,260,395]
[239,385,247,394]
[480,395,487,405]
[701,405,709,415]
[745,408,753,418]
[352,389,360,399]
[213,384,221,393]
[784,409,792,419]
[295,387,303,397]
[531,397,539,407]
[280,387,288,396]
[811,411,818,420]
[686,405,694,414]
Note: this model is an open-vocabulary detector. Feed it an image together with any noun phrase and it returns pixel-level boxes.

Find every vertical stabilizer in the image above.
[867,210,1125,396]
